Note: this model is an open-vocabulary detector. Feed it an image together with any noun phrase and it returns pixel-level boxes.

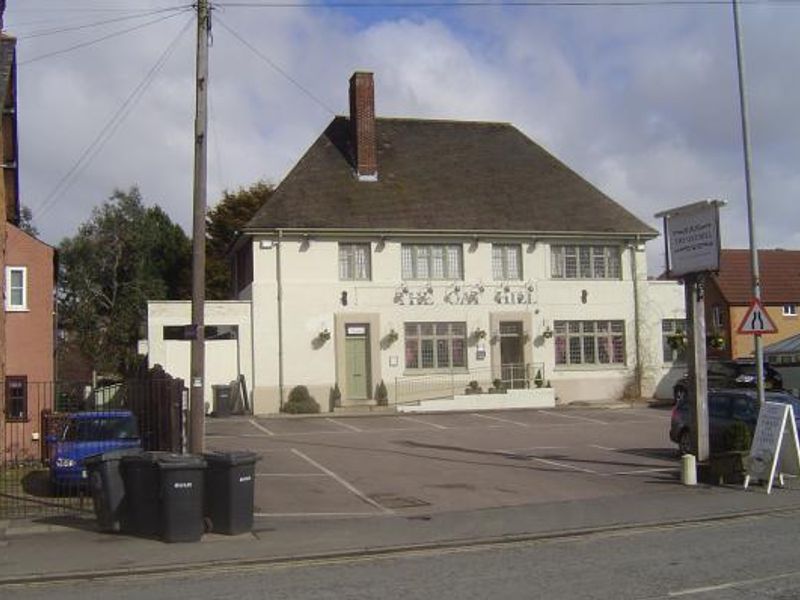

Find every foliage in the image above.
[18,205,39,237]
[534,370,544,388]
[282,385,320,414]
[58,187,191,375]
[206,180,274,299]
[375,380,388,406]
[723,421,752,452]
[489,378,507,394]
[329,383,341,411]
[465,380,482,395]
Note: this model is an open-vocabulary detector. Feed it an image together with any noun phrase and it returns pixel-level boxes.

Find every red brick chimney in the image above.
[349,72,377,181]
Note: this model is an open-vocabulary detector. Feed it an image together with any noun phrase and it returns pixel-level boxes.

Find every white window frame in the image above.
[554,320,626,367]
[401,244,463,281]
[551,245,622,280]
[783,303,797,317]
[5,266,28,311]
[404,322,467,371]
[492,244,522,281]
[338,243,371,281]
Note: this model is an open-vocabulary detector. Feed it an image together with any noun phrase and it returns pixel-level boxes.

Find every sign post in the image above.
[655,200,725,465]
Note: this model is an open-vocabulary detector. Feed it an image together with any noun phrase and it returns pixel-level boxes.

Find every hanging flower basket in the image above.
[708,334,726,350]
[667,332,687,351]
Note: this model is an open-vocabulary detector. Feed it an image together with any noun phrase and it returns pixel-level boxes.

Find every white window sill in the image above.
[5,306,29,313]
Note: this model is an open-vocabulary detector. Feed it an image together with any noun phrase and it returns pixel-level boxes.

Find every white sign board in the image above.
[744,401,800,494]
[664,202,721,277]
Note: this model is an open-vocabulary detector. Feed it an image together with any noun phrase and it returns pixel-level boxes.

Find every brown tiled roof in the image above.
[245,117,657,237]
[713,249,800,304]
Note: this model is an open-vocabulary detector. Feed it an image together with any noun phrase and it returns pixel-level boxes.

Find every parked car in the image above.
[48,410,141,493]
[672,360,783,404]
[669,389,800,455]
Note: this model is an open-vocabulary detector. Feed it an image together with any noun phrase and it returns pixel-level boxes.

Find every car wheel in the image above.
[679,430,694,456]
[674,385,687,404]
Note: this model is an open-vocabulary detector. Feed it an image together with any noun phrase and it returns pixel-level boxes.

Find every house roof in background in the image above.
[713,249,800,304]
[763,332,800,355]
[245,117,657,237]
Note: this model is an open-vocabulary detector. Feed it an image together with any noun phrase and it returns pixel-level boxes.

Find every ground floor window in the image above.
[5,376,28,421]
[404,322,467,370]
[554,320,625,366]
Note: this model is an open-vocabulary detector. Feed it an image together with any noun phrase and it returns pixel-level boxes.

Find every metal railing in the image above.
[392,363,544,407]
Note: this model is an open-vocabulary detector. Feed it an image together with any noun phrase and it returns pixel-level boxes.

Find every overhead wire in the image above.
[20,8,193,66]
[33,15,196,221]
[214,15,336,115]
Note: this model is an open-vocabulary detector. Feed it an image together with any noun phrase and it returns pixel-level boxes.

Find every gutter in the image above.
[240,227,659,241]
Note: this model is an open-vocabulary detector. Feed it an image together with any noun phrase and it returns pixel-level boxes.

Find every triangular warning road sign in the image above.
[737,298,778,335]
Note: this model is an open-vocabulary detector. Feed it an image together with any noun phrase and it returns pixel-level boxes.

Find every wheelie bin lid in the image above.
[203,451,261,467]
[156,453,207,471]
[120,451,172,466]
[84,447,143,467]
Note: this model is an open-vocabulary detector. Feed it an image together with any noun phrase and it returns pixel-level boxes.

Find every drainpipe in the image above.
[276,229,285,409]
[630,237,643,399]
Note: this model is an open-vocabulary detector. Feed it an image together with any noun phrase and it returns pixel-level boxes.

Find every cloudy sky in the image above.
[6,0,800,274]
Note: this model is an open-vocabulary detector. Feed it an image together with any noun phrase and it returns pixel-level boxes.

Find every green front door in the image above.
[345,325,371,400]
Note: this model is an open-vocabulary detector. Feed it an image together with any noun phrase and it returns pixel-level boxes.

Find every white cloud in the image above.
[6,1,799,275]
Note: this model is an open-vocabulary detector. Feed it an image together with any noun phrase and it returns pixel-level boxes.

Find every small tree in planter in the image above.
[375,380,389,407]
[488,378,507,394]
[709,421,752,484]
[282,385,321,414]
[534,370,544,388]
[328,383,342,412]
[464,380,482,395]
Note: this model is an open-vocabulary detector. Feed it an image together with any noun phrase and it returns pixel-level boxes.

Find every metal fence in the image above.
[393,363,545,406]
[1,374,186,519]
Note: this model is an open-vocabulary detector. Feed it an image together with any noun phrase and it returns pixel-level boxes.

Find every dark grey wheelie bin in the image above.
[157,453,207,543]
[121,451,167,537]
[85,447,143,532]
[203,451,260,535]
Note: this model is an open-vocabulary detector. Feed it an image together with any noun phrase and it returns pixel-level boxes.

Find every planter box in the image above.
[698,451,748,485]
[397,388,556,413]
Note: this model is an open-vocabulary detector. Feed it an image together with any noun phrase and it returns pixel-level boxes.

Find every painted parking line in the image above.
[256,473,328,478]
[398,416,448,430]
[538,410,609,425]
[589,444,617,451]
[253,511,385,518]
[609,467,678,476]
[471,413,530,427]
[497,446,568,453]
[248,419,275,436]
[291,448,395,515]
[525,455,597,474]
[325,417,363,432]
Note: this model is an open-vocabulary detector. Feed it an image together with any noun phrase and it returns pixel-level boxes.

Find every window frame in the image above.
[401,244,463,281]
[553,320,626,368]
[783,303,797,317]
[550,245,622,280]
[662,318,688,364]
[404,322,468,371]
[492,244,522,281]
[5,375,28,422]
[338,243,372,281]
[5,266,28,311]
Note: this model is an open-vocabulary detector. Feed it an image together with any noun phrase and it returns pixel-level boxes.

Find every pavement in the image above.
[2,399,799,586]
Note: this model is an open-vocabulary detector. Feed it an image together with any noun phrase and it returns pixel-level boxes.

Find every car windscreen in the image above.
[63,416,139,441]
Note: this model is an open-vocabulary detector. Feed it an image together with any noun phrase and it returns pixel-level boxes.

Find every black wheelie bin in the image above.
[203,451,260,535]
[157,453,207,543]
[85,447,143,532]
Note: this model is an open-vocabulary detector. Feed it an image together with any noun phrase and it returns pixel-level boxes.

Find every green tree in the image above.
[206,180,273,299]
[58,187,191,375]
[18,205,39,237]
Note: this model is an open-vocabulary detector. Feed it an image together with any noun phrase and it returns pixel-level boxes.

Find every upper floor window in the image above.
[5,266,27,311]
[492,244,522,280]
[551,245,621,279]
[554,320,626,366]
[662,319,687,363]
[712,305,723,329]
[339,243,371,281]
[783,304,797,317]
[402,244,462,280]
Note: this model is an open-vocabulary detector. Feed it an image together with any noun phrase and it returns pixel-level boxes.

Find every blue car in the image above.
[49,411,141,493]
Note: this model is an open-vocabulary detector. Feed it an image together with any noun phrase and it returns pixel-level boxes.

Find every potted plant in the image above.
[708,332,726,351]
[329,383,342,411]
[464,380,482,395]
[667,330,687,351]
[542,327,554,339]
[473,327,487,340]
[488,378,507,394]
[375,380,389,407]
[534,370,544,388]
[318,328,331,342]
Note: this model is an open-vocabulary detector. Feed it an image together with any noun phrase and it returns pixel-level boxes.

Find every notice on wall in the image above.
[744,402,800,494]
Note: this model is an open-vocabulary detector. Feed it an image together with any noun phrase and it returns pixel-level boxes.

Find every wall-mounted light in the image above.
[469,236,479,252]
[581,289,588,304]
[376,236,387,252]
[340,291,348,306]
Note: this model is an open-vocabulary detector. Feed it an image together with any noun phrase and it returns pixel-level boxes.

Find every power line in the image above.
[217,0,800,6]
[20,9,192,65]
[34,16,196,222]
[18,6,192,40]
[214,15,336,115]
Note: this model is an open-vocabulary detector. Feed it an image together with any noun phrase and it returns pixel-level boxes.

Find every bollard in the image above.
[681,453,697,486]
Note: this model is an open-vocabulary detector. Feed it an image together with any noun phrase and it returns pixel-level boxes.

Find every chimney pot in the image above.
[349,72,377,181]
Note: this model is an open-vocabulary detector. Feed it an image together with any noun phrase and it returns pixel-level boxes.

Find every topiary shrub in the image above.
[375,380,388,406]
[328,383,341,412]
[489,378,507,394]
[534,370,544,388]
[723,421,752,452]
[465,380,482,395]
[282,385,320,414]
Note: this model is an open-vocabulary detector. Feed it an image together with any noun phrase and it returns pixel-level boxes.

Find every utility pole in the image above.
[732,0,765,405]
[189,0,210,454]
